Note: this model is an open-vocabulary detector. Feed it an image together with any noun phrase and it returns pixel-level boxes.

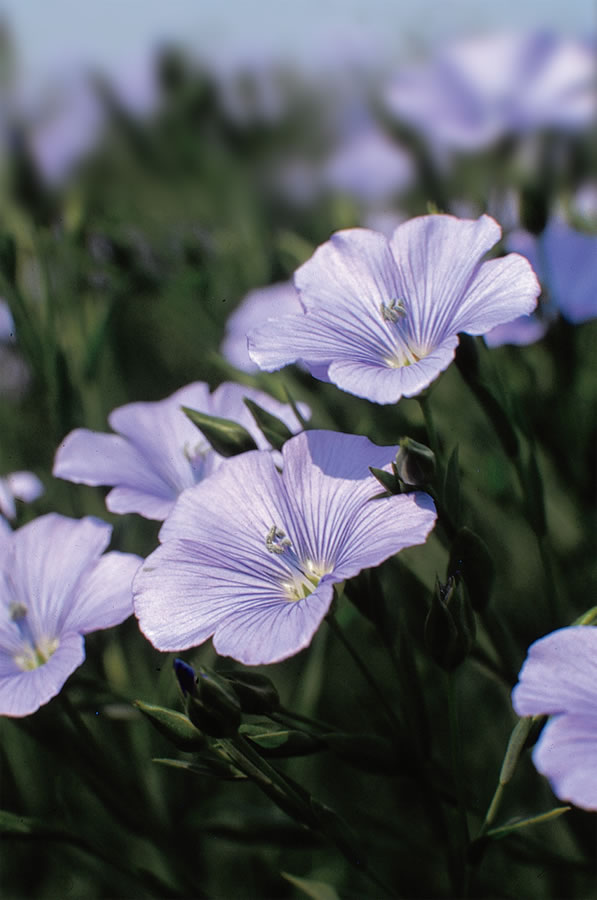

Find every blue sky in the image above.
[3,0,594,85]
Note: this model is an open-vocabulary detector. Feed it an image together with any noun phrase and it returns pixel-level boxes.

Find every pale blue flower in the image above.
[249,214,540,404]
[133,430,436,665]
[0,514,141,717]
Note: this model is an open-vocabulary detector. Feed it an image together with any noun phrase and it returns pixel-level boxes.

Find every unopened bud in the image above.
[219,669,280,715]
[395,438,436,486]
[134,700,206,751]
[448,527,495,612]
[174,658,242,737]
[182,406,257,457]
[425,575,476,670]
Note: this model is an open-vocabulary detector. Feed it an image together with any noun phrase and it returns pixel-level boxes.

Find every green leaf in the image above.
[243,397,294,451]
[181,406,258,457]
[239,723,292,748]
[282,872,341,900]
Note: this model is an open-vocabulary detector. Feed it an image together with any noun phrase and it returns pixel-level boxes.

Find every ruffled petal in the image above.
[0,631,85,717]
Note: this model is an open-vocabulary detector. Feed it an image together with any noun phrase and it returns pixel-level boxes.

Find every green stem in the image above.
[325,613,403,738]
[447,670,470,897]
[418,391,441,464]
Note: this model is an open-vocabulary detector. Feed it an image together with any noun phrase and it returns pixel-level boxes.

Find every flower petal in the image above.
[532,714,597,811]
[5,472,44,504]
[0,631,85,717]
[512,626,597,719]
[9,514,112,640]
[61,551,141,634]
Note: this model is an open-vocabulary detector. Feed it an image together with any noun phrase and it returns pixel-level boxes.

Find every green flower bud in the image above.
[425,575,476,670]
[395,437,436,486]
[182,406,258,457]
[219,669,280,715]
[133,700,206,751]
[243,397,294,452]
[369,463,401,496]
[448,527,495,612]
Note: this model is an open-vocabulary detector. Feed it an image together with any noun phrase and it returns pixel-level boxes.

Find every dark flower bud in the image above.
[174,658,198,696]
[174,659,242,737]
[425,575,476,670]
[395,438,436,486]
[219,669,280,715]
[243,397,294,452]
[448,527,495,612]
[182,406,258,457]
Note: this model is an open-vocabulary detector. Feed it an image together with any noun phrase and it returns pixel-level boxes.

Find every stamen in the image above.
[265,525,291,555]
[380,298,407,323]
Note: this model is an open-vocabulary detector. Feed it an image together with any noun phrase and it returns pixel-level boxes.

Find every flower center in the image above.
[9,602,59,671]
[265,524,328,601]
[379,298,424,368]
[183,440,211,479]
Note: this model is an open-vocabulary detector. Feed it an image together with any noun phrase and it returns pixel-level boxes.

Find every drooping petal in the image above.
[512,626,597,719]
[61,551,141,634]
[531,714,597,811]
[0,631,85,717]
[9,515,112,640]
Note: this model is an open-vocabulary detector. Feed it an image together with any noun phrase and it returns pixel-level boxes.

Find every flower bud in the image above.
[425,575,476,670]
[219,669,280,715]
[395,438,436,486]
[133,700,206,751]
[243,397,294,452]
[182,406,258,457]
[174,659,242,737]
[448,527,495,612]
[369,464,401,496]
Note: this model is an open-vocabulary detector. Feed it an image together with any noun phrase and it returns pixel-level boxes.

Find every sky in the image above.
[2,0,595,87]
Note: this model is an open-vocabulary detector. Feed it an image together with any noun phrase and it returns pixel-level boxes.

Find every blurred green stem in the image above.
[447,669,470,897]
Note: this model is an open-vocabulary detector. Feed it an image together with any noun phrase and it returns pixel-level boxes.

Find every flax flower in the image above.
[0,514,141,717]
[54,381,307,520]
[512,626,597,811]
[249,214,540,404]
[133,430,436,665]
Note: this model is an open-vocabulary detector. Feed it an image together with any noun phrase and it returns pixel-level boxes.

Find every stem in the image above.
[325,613,403,738]
[418,391,441,464]
[447,670,470,897]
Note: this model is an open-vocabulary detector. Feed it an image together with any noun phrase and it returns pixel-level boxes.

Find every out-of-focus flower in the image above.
[323,126,414,206]
[0,470,43,521]
[249,214,540,405]
[385,32,595,154]
[0,300,30,400]
[485,219,597,347]
[133,430,436,665]
[0,514,140,717]
[512,625,597,811]
[24,70,105,186]
[221,282,302,373]
[53,382,309,520]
